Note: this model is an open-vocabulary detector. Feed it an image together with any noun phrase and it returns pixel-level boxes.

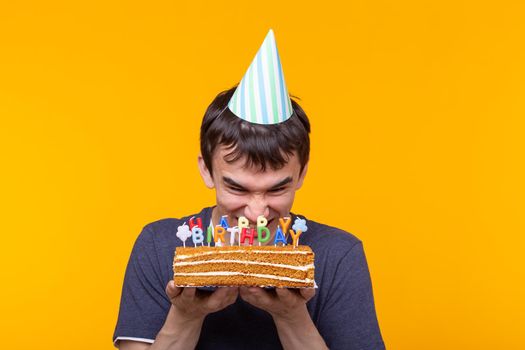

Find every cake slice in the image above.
[173,245,315,288]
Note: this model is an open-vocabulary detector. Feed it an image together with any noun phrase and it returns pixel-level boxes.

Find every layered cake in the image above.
[173,245,315,288]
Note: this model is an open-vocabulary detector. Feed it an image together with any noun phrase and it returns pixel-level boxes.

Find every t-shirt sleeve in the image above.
[113,226,171,347]
[317,242,385,350]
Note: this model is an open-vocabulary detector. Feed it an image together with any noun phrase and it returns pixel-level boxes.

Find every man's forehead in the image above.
[212,146,300,173]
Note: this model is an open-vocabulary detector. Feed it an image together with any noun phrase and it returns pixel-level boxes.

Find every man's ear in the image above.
[296,161,309,190]
[197,155,215,189]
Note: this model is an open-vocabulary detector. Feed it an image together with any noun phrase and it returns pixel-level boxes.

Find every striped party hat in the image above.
[227,29,293,124]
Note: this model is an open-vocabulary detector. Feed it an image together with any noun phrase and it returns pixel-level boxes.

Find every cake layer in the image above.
[174,261,314,280]
[173,273,313,288]
[176,246,313,261]
[173,245,315,288]
[175,252,311,265]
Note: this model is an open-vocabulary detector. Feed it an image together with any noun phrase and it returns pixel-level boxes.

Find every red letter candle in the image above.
[240,227,257,245]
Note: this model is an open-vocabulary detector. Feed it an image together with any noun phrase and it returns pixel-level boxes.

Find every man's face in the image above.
[198,146,307,234]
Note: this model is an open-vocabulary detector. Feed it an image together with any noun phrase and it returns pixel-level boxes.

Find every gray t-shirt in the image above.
[113,207,385,349]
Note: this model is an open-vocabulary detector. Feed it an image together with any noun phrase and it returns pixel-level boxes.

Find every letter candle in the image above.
[213,215,230,247]
[177,215,308,248]
[291,217,308,247]
[279,217,291,234]
[188,216,205,247]
[289,229,302,248]
[227,226,239,245]
[214,225,226,245]
[237,216,250,246]
[191,226,204,246]
[219,215,230,229]
[273,226,287,245]
[240,227,257,245]
[206,223,214,247]
[188,216,203,230]
[256,215,271,246]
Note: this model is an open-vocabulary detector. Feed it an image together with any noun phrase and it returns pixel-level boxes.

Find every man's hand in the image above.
[239,287,315,321]
[139,282,239,350]
[165,281,239,323]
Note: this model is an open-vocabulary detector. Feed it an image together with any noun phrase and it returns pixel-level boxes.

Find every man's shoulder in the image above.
[298,216,363,253]
[298,217,369,287]
[141,207,212,236]
[134,207,213,253]
[143,217,183,235]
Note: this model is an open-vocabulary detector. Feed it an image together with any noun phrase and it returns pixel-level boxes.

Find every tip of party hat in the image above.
[227,29,293,125]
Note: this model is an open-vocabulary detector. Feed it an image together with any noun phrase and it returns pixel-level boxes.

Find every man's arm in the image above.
[119,306,202,350]
[119,340,151,350]
[315,242,385,349]
[120,282,238,350]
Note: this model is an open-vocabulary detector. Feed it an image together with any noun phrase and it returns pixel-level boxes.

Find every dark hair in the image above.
[200,85,311,177]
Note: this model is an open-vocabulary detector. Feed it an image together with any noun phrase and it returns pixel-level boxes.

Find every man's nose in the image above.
[244,195,270,223]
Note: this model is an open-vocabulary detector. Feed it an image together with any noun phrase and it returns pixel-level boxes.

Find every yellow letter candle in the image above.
[291,218,308,247]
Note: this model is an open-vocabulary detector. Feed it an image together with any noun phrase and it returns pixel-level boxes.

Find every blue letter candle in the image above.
[273,226,287,245]
[219,215,230,229]
[191,226,204,245]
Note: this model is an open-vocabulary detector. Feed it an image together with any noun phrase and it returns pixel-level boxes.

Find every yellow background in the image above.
[1,1,524,349]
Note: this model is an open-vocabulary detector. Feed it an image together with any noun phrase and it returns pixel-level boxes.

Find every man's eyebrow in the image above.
[269,176,293,189]
[223,177,246,189]
[222,176,293,190]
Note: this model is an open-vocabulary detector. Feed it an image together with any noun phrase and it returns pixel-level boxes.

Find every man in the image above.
[114,30,385,350]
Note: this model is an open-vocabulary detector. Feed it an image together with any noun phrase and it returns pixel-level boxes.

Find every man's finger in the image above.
[220,287,239,305]
[224,287,239,305]
[207,287,238,310]
[166,280,183,299]
[207,287,230,306]
[240,287,273,308]
[275,287,295,304]
[180,287,197,301]
[299,287,315,301]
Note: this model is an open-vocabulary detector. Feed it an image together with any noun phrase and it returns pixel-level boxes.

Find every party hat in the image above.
[228,29,293,124]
